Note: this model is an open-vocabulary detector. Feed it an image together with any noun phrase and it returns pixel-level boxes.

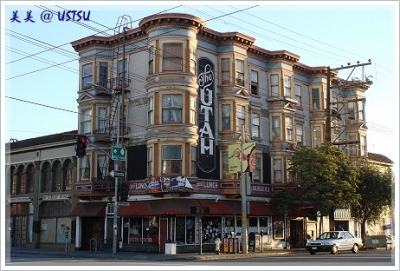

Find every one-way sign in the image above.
[109,170,125,178]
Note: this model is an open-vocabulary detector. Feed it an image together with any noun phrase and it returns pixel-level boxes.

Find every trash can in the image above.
[165,240,176,255]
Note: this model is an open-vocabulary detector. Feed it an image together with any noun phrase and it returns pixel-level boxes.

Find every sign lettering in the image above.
[198,58,216,173]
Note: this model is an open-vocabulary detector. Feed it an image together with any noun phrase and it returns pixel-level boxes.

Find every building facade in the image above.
[5,12,391,253]
[5,131,78,250]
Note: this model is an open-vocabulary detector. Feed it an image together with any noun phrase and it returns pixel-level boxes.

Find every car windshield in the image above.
[317,232,339,239]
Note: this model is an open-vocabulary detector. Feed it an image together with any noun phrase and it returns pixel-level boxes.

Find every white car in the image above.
[305,231,363,255]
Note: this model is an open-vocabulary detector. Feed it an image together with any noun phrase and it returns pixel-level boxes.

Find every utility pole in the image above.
[325,60,372,144]
[325,60,371,231]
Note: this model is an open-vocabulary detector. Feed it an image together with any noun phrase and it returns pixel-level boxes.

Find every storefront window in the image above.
[224,217,235,238]
[128,217,142,243]
[176,216,195,244]
[143,216,158,244]
[202,217,221,243]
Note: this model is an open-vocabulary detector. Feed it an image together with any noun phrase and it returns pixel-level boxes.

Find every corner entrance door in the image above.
[159,218,168,253]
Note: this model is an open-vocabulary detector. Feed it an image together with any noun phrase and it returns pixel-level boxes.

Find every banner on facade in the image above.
[228,143,255,173]
[148,176,194,193]
[197,57,216,173]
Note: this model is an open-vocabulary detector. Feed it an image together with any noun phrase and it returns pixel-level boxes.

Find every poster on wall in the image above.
[197,57,216,173]
[148,176,193,193]
[228,143,255,173]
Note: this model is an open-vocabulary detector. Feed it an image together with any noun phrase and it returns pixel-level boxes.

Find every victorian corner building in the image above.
[5,13,394,253]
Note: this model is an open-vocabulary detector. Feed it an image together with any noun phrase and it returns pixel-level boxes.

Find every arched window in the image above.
[41,162,51,192]
[17,165,25,194]
[26,164,35,193]
[63,160,73,191]
[10,166,16,194]
[53,161,62,192]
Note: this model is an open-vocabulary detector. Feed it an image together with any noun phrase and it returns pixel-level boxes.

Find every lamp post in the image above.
[240,125,248,254]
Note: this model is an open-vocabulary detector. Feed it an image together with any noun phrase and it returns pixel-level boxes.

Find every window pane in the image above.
[99,62,108,87]
[221,58,230,84]
[163,43,183,71]
[270,74,279,96]
[250,70,259,95]
[272,116,281,140]
[312,88,320,109]
[82,64,93,87]
[222,104,231,130]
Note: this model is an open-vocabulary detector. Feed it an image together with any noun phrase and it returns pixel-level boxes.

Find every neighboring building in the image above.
[5,131,78,249]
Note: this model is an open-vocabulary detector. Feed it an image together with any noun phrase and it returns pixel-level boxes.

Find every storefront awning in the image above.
[70,202,107,217]
[248,202,277,216]
[118,199,241,216]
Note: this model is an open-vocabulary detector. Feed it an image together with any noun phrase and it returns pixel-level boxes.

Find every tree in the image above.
[288,144,359,232]
[351,160,393,243]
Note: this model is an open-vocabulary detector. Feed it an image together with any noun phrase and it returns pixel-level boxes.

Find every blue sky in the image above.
[2,1,399,169]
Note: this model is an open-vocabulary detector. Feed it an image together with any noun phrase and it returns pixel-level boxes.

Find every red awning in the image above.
[249,202,277,216]
[70,203,107,217]
[118,199,241,216]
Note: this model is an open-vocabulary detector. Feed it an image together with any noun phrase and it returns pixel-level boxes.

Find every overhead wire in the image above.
[5,5,394,139]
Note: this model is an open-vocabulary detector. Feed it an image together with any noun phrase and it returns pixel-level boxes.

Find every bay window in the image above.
[285,117,293,141]
[251,112,260,138]
[162,145,182,175]
[82,63,93,88]
[221,104,231,130]
[163,43,183,71]
[284,75,291,97]
[162,94,182,123]
[80,108,92,134]
[221,58,230,84]
[236,59,245,86]
[236,105,245,131]
[270,74,279,97]
[271,116,281,140]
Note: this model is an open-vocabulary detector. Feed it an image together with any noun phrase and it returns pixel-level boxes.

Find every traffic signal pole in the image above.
[112,100,120,254]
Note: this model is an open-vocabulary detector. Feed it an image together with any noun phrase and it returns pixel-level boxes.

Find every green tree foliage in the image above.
[351,160,393,241]
[270,188,297,216]
[287,144,359,230]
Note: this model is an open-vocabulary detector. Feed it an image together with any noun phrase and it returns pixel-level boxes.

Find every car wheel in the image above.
[352,244,359,253]
[309,251,316,255]
[331,245,338,254]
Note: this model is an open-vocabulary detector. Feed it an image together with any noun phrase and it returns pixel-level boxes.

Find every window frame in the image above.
[271,115,281,140]
[270,74,279,97]
[82,63,93,88]
[284,75,291,98]
[148,96,154,126]
[53,161,62,192]
[98,61,108,88]
[251,112,260,139]
[313,126,322,147]
[81,108,92,134]
[235,59,245,86]
[273,158,282,183]
[149,45,154,75]
[80,155,90,180]
[221,104,231,131]
[162,94,183,123]
[295,84,302,106]
[191,146,197,177]
[312,88,320,109]
[161,145,182,175]
[250,70,259,95]
[296,124,303,146]
[221,58,230,84]
[147,147,153,177]
[236,105,246,131]
[162,43,183,72]
[97,107,107,134]
[285,116,294,141]
[63,160,73,191]
[118,58,128,86]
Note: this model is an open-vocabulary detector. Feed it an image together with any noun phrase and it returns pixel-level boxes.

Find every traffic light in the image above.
[75,135,88,158]
[120,183,129,202]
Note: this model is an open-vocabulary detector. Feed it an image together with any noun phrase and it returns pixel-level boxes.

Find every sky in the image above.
[1,1,399,269]
[3,1,398,164]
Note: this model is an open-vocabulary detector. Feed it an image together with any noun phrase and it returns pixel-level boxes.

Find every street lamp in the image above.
[89,82,121,254]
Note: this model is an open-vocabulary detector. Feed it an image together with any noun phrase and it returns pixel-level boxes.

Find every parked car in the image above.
[305,231,363,255]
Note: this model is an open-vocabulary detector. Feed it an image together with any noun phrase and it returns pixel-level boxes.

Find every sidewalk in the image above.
[9,247,305,261]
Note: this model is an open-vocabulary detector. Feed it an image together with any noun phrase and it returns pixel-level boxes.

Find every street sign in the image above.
[109,170,125,178]
[111,146,126,161]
